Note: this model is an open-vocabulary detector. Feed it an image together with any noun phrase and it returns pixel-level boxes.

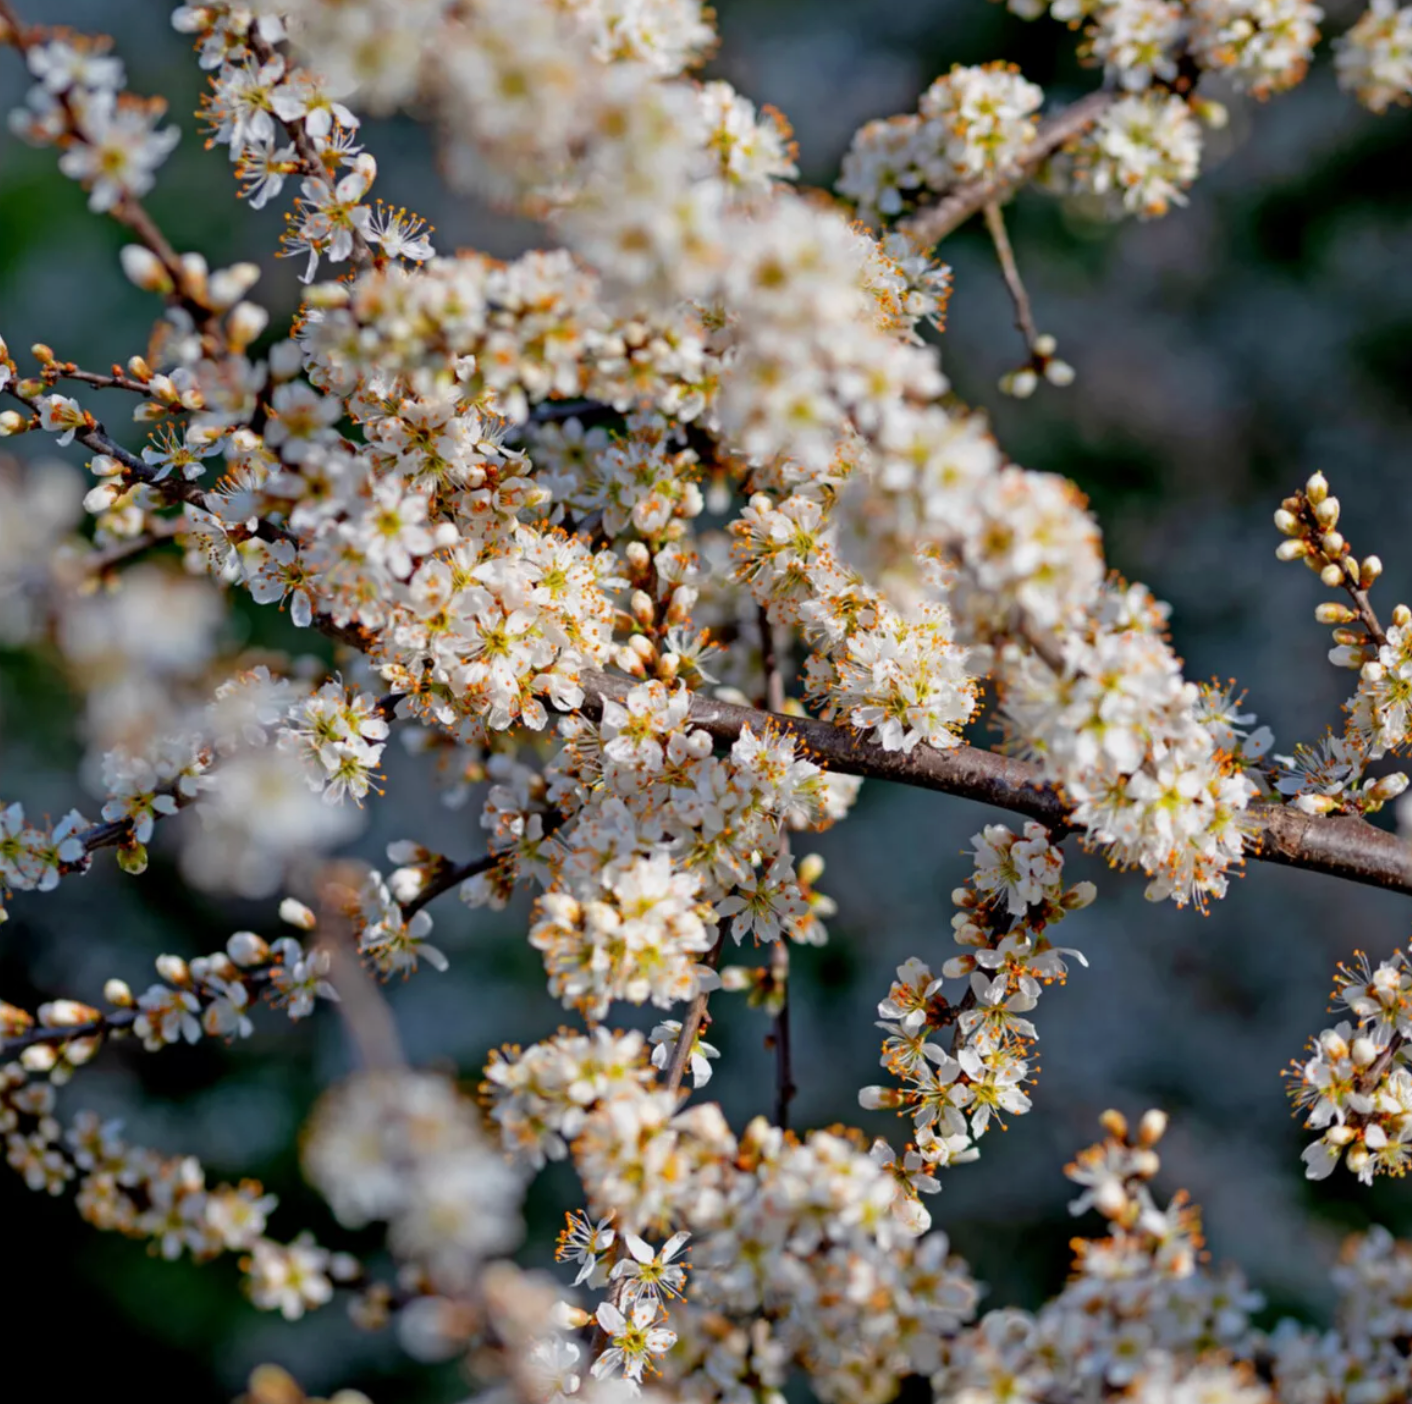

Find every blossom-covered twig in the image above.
[572,668,1412,899]
[901,88,1117,247]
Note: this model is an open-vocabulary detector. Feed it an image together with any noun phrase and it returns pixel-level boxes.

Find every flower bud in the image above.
[1316,602,1356,624]
[1361,556,1383,586]
[1305,471,1329,504]
[859,1086,906,1110]
[630,590,655,627]
[1326,1123,1356,1146]
[126,355,152,382]
[39,998,98,1027]
[1347,1144,1371,1176]
[1137,1108,1169,1147]
[227,931,272,966]
[1314,496,1341,528]
[657,651,680,680]
[1033,333,1057,357]
[21,1045,58,1073]
[103,979,134,1007]
[1362,660,1386,683]
[1320,563,1345,588]
[1273,509,1300,535]
[83,482,125,514]
[628,633,656,663]
[226,301,269,351]
[1351,1036,1380,1068]
[279,898,317,931]
[1000,367,1038,399]
[1320,532,1344,557]
[1099,1108,1129,1142]
[1276,539,1309,561]
[30,342,54,365]
[624,541,651,573]
[1368,772,1410,804]
[208,261,261,309]
[1063,880,1097,910]
[155,954,191,986]
[1044,358,1075,387]
[120,245,173,293]
[0,1002,33,1036]
[1395,604,1412,628]
[0,410,26,436]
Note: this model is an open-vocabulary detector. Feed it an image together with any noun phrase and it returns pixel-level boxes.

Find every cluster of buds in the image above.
[998,330,1077,399]
[1273,471,1382,647]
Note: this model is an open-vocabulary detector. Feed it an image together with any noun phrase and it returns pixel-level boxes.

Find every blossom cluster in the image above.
[838,63,1044,223]
[1336,1,1412,112]
[7,25,179,212]
[1287,944,1412,1183]
[860,822,1093,1179]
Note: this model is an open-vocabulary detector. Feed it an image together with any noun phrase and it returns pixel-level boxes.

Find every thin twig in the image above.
[770,941,795,1128]
[662,935,725,1095]
[983,200,1039,354]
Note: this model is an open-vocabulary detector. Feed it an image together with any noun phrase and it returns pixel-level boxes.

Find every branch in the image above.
[901,89,1116,247]
[572,669,1412,900]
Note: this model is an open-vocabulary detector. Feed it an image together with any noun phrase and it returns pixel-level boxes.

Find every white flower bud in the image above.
[1362,660,1387,683]
[0,410,27,436]
[1137,1109,1169,1146]
[208,261,261,309]
[1316,602,1356,624]
[1369,773,1409,804]
[1044,358,1076,387]
[1305,471,1329,504]
[1351,1036,1380,1067]
[155,953,191,986]
[39,999,96,1026]
[1033,333,1058,357]
[1001,367,1038,399]
[279,898,317,931]
[103,979,134,1007]
[1320,563,1345,588]
[1314,496,1341,527]
[1361,556,1383,586]
[21,1045,58,1073]
[1276,539,1309,561]
[226,301,269,351]
[1394,604,1412,628]
[83,482,124,513]
[226,931,271,967]
[1273,509,1299,535]
[119,244,173,293]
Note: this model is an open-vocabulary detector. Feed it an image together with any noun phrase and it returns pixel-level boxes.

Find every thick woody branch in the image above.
[902,89,1116,247]
[574,669,1412,900]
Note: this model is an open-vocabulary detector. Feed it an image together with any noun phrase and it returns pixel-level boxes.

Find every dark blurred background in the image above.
[2,1,1411,1398]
